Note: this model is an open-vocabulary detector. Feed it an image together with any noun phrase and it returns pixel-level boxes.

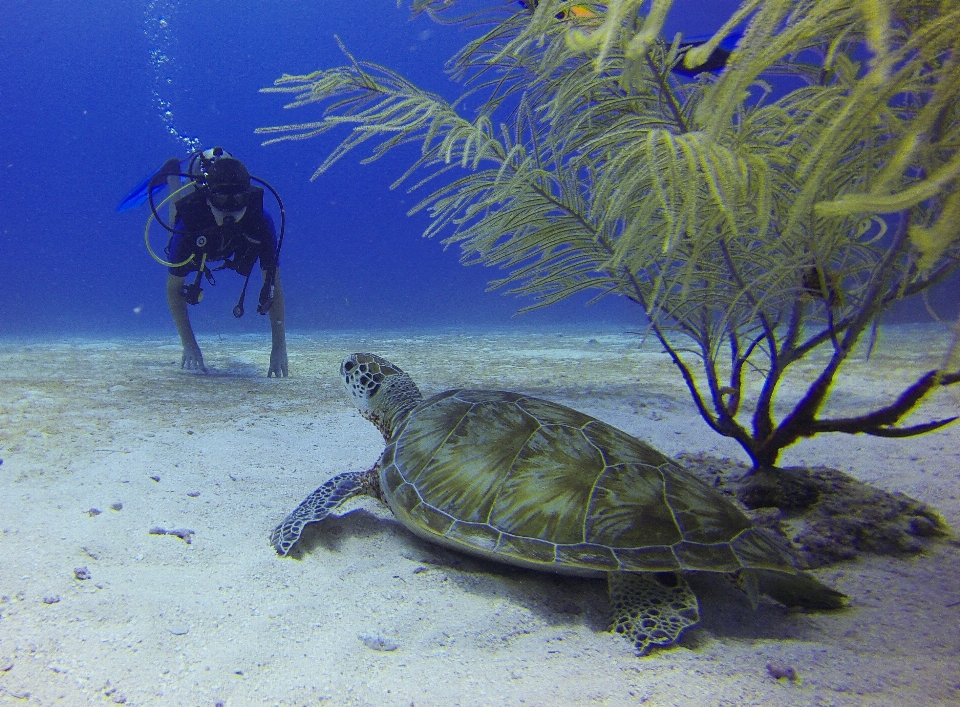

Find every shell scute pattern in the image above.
[663,467,754,545]
[409,495,457,537]
[730,527,798,571]
[586,463,682,547]
[393,392,539,524]
[446,520,501,552]
[493,422,600,544]
[580,419,674,467]
[514,395,596,428]
[554,543,620,570]
[390,393,475,484]
[674,542,742,572]
[610,546,682,572]
[382,389,769,574]
[495,533,558,565]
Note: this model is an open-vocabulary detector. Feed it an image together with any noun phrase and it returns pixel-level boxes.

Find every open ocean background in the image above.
[1,0,954,336]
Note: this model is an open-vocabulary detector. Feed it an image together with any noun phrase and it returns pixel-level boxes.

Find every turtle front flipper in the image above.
[608,572,701,656]
[271,469,379,556]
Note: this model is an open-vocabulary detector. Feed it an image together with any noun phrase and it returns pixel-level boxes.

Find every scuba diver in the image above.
[119,147,288,377]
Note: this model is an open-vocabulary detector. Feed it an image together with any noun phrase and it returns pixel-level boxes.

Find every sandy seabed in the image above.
[0,325,958,707]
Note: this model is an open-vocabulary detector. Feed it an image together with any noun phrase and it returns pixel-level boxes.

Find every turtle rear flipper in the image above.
[749,569,848,609]
[608,572,701,656]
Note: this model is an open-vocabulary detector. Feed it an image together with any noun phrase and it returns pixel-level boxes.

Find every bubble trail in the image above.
[144,0,201,154]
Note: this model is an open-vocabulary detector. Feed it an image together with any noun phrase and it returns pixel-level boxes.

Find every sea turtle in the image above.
[272,353,845,654]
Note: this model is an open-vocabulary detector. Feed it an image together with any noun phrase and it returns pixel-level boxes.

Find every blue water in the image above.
[0,0,742,336]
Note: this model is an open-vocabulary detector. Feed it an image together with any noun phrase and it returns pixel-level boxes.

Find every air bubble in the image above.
[144,2,202,153]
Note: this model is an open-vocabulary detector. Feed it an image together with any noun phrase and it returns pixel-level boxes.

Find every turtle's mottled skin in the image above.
[272,353,845,655]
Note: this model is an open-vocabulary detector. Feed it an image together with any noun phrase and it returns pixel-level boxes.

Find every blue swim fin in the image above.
[679,29,745,53]
[116,158,184,212]
[673,29,745,77]
[116,172,164,212]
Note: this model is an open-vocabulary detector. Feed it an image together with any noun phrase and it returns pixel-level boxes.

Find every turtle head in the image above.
[341,353,423,440]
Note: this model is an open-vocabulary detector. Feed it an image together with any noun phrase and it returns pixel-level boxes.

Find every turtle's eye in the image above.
[344,361,355,372]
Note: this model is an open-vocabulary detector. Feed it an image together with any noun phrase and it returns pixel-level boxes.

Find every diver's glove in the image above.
[257,277,275,315]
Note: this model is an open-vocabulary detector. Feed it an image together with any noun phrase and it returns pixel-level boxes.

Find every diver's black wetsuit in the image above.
[166,187,278,278]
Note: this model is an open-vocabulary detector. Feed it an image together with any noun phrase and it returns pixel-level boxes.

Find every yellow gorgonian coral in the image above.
[260,0,960,467]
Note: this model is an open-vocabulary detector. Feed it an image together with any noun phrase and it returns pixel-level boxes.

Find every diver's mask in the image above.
[207,200,247,226]
[208,187,248,213]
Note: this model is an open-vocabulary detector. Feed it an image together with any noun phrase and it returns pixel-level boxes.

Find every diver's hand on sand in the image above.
[181,346,207,373]
[269,346,288,378]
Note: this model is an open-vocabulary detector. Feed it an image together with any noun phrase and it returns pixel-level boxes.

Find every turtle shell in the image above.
[379,389,799,577]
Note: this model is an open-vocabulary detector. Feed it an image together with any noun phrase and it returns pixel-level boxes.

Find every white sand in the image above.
[1,326,958,706]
